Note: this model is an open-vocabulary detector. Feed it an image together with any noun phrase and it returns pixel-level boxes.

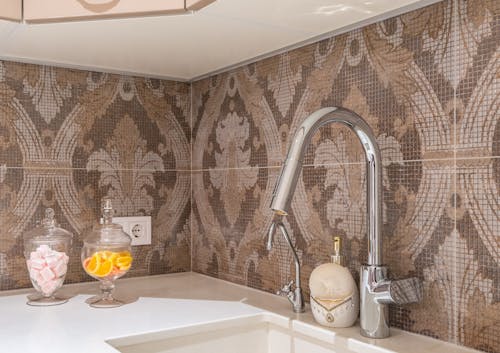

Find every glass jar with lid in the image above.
[23,208,72,306]
[82,198,133,308]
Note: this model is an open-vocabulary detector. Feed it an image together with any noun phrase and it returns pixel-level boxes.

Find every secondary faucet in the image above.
[266,221,305,313]
[266,107,422,338]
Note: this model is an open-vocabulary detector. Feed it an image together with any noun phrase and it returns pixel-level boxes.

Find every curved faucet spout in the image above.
[268,107,422,338]
[270,107,382,266]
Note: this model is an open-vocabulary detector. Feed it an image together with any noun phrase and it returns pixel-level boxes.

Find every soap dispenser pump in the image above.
[309,236,359,327]
[331,236,344,266]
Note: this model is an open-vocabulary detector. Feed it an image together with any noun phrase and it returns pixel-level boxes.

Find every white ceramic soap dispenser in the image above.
[309,237,359,327]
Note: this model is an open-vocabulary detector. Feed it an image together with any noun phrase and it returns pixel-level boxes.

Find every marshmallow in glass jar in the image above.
[23,208,72,306]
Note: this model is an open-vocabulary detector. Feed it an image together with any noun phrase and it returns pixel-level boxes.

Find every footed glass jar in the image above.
[82,198,132,308]
[23,208,72,306]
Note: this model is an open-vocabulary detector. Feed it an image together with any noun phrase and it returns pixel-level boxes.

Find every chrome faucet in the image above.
[267,107,422,338]
[267,222,305,313]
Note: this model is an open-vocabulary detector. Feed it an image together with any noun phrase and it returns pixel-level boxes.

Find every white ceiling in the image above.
[0,0,439,81]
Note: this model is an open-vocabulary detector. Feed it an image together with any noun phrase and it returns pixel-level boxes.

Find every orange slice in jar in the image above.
[118,263,131,271]
[116,255,132,265]
[85,253,101,274]
[116,254,132,271]
[107,252,119,264]
[93,258,113,277]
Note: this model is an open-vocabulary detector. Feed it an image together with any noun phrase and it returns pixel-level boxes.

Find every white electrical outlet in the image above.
[113,216,152,246]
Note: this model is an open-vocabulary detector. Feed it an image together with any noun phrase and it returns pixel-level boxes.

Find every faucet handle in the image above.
[388,277,423,305]
[374,276,423,305]
[277,280,294,296]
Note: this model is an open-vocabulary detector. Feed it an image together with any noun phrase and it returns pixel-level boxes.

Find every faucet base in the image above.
[359,265,390,338]
[277,280,305,313]
[292,287,305,313]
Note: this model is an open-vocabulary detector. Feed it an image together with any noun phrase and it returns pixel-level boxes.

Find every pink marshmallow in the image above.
[30,258,46,270]
[29,266,39,279]
[45,255,58,267]
[35,272,46,285]
[40,266,55,282]
[53,262,67,277]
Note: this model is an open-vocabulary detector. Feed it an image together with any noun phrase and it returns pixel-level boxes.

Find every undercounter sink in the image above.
[108,314,350,353]
[106,313,445,353]
[108,314,289,353]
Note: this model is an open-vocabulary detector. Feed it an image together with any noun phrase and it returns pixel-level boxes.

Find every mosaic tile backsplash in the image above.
[0,0,498,352]
[0,62,192,289]
[191,0,499,352]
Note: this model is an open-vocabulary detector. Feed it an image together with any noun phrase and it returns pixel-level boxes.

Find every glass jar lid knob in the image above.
[42,208,56,228]
[101,197,114,225]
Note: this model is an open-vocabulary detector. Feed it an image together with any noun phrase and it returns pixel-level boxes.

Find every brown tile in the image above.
[2,61,88,129]
[455,156,500,353]
[0,62,190,173]
[191,167,281,289]
[456,157,499,268]
[191,78,211,138]
[0,167,25,260]
[147,170,192,275]
[306,7,456,163]
[452,221,500,353]
[388,161,455,341]
[134,77,191,168]
[192,71,281,171]
[400,157,500,352]
[399,0,457,123]
[0,166,190,290]
[253,47,316,162]
[71,76,190,171]
[305,35,416,164]
[456,1,500,160]
[0,80,23,169]
[452,247,498,352]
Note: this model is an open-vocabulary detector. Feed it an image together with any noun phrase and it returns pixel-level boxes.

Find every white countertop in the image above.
[0,272,480,353]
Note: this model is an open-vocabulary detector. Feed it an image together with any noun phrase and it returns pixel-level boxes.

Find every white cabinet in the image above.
[0,0,22,21]
[23,0,215,23]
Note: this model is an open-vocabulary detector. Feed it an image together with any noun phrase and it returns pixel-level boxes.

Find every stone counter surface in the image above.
[0,273,481,353]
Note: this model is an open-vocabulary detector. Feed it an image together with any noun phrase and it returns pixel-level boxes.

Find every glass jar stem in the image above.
[100,280,115,301]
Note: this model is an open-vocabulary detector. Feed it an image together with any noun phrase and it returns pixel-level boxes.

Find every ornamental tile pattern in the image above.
[191,1,499,351]
[0,63,191,290]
